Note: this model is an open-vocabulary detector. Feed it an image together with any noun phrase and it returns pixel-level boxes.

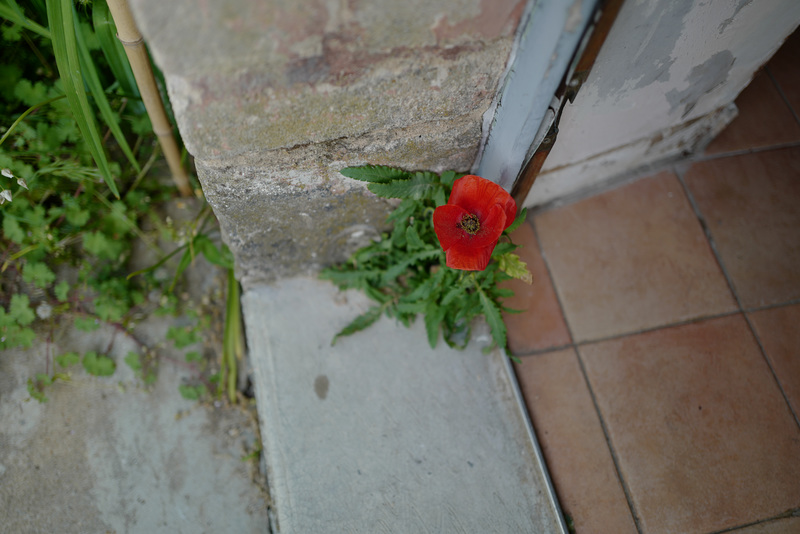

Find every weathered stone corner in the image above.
[130,0,525,285]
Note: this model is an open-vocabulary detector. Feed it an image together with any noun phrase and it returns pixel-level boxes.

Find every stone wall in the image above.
[130,0,525,287]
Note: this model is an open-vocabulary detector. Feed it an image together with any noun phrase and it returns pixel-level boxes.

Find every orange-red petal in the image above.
[444,242,496,271]
[433,203,506,250]
[449,175,517,230]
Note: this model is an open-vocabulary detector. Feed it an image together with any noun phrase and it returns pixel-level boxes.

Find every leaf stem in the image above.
[0,94,67,148]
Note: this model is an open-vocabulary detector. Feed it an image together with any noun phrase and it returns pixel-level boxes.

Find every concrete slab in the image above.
[0,317,269,533]
[243,277,566,534]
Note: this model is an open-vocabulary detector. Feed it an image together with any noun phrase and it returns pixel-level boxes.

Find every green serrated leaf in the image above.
[83,231,124,260]
[368,173,442,200]
[9,294,35,326]
[319,267,381,290]
[56,352,81,368]
[405,225,426,250]
[440,170,460,187]
[167,325,200,349]
[440,286,465,307]
[75,316,100,331]
[332,305,384,345]
[82,351,116,377]
[54,281,70,302]
[423,300,445,349]
[380,249,439,285]
[505,207,528,235]
[3,216,25,244]
[340,165,411,184]
[94,296,127,323]
[386,198,420,224]
[178,384,206,401]
[433,186,447,207]
[491,241,518,257]
[124,351,142,371]
[22,262,56,289]
[496,252,532,284]
[476,285,507,349]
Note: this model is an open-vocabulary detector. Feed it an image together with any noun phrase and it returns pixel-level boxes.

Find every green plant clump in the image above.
[0,1,242,404]
[320,165,530,351]
[1,0,164,354]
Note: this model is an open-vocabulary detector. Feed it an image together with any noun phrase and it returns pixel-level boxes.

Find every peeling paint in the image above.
[593,1,694,99]
[718,0,752,34]
[665,51,735,118]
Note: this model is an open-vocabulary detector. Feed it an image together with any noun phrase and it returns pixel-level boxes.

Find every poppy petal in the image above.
[449,175,516,226]
[445,242,496,271]
[433,204,506,250]
[432,204,471,250]
[475,203,507,244]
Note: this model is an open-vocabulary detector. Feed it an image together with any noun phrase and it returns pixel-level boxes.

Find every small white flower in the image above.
[0,189,12,204]
[16,178,28,190]
[1,168,12,179]
[36,303,53,320]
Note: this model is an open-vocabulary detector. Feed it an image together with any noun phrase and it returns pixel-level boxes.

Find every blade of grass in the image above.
[47,0,120,198]
[0,94,66,148]
[0,0,51,38]
[222,268,241,404]
[92,0,141,106]
[74,9,141,173]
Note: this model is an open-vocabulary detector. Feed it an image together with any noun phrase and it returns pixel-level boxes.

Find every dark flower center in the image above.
[457,213,481,235]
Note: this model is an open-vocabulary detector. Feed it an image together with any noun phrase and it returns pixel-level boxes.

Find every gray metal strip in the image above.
[474,0,599,191]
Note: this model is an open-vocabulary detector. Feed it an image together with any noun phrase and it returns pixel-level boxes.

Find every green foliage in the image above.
[0,294,36,349]
[0,3,232,405]
[184,350,202,362]
[1,1,174,360]
[178,383,206,401]
[320,166,530,351]
[56,351,81,368]
[167,325,200,349]
[82,350,116,376]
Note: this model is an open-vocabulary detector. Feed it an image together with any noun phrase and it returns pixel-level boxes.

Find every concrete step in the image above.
[243,277,566,533]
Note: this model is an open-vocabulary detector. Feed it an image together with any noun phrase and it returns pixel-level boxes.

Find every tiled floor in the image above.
[506,31,800,534]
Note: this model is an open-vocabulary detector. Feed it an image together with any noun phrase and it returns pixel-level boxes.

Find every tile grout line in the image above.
[687,140,800,164]
[675,164,800,431]
[766,65,800,126]
[705,507,800,534]
[527,216,646,534]
[516,299,800,360]
[515,309,743,358]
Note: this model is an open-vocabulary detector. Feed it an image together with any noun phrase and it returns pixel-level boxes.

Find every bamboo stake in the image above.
[105,0,192,197]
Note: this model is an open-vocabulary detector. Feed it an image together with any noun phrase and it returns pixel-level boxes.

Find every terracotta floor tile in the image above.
[580,315,800,534]
[748,303,800,418]
[684,148,800,308]
[768,30,800,116]
[705,70,800,154]
[533,171,736,343]
[514,350,637,534]
[730,516,800,534]
[501,221,571,355]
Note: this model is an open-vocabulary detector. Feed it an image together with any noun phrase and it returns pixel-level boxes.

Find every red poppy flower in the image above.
[432,175,517,271]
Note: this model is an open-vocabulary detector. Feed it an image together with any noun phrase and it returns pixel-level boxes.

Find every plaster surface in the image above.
[526,0,800,207]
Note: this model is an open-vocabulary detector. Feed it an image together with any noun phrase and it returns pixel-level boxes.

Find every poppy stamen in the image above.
[458,214,480,235]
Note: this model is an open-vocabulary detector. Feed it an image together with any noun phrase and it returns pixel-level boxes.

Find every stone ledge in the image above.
[243,277,566,533]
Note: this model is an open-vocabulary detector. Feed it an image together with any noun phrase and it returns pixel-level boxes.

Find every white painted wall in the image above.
[526,0,800,208]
